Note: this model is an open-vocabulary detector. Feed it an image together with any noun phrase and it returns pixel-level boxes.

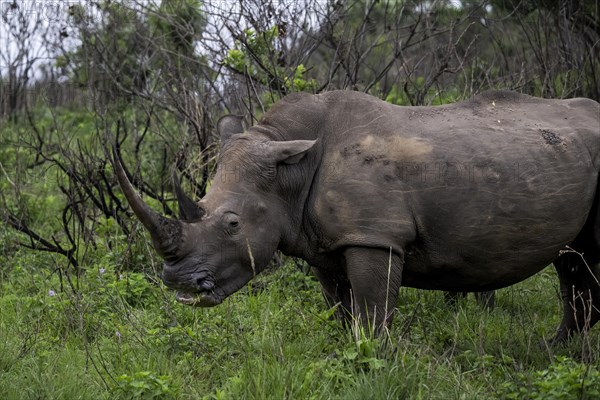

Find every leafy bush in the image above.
[499,356,600,399]
[114,371,178,400]
[223,26,318,97]
[341,335,386,371]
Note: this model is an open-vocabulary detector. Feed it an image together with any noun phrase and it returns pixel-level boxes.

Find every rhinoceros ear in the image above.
[267,140,317,165]
[217,115,244,144]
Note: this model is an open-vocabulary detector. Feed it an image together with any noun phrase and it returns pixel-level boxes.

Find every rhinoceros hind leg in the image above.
[552,254,600,344]
[552,197,600,344]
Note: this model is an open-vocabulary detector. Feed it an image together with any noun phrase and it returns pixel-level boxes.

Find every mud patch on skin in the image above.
[351,135,433,163]
[539,129,563,145]
[369,136,434,162]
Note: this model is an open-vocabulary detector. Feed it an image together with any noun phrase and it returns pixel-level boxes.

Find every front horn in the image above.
[112,146,182,258]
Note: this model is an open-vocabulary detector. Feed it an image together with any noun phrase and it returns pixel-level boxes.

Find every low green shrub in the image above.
[499,356,600,399]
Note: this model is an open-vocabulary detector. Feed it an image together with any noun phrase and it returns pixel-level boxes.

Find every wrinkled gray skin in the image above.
[115,91,600,343]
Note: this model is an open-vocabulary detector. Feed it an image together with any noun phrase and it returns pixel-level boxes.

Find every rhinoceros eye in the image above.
[223,213,241,234]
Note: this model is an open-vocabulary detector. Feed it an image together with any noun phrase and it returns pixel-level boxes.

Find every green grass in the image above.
[0,226,599,399]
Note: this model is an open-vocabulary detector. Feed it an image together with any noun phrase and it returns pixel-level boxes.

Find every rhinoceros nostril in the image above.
[198,279,214,291]
[191,271,214,291]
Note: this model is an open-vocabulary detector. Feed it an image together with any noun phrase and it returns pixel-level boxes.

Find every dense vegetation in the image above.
[1,0,599,398]
[1,218,599,398]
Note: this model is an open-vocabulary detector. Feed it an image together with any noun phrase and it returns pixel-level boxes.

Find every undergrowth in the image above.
[0,222,598,399]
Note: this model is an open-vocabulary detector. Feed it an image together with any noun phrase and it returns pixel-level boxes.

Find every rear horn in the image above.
[172,171,205,221]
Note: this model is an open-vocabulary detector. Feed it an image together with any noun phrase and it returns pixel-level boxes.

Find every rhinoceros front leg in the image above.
[343,247,404,333]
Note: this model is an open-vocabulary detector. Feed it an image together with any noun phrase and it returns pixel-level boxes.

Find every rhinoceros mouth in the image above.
[175,291,222,307]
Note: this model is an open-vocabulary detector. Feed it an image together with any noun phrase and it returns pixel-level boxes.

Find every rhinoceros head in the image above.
[114,115,316,307]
